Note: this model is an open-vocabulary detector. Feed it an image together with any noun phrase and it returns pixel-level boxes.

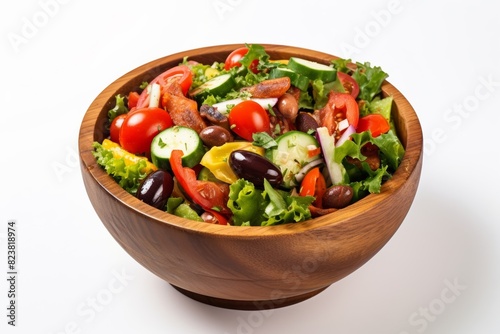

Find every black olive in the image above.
[322,185,354,209]
[295,112,318,133]
[136,170,174,209]
[229,150,283,187]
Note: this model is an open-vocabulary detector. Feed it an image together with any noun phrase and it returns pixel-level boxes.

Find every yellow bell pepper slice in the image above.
[101,139,157,173]
[200,142,264,184]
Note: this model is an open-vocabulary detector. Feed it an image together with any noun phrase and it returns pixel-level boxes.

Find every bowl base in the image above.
[171,284,329,310]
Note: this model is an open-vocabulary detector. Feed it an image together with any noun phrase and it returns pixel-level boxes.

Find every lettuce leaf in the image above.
[351,62,388,102]
[92,142,148,194]
[261,180,314,226]
[227,179,313,226]
[108,94,129,121]
[311,77,346,109]
[332,130,404,200]
[227,179,266,226]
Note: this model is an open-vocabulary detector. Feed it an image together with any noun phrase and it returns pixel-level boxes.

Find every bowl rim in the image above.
[79,43,423,238]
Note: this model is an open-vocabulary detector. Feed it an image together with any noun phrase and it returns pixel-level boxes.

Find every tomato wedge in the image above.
[356,114,390,137]
[136,65,193,109]
[127,91,140,110]
[319,92,359,137]
[337,72,360,99]
[299,167,327,208]
[203,209,229,225]
[170,150,230,215]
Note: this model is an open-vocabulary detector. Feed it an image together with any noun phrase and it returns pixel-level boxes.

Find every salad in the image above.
[93,44,405,226]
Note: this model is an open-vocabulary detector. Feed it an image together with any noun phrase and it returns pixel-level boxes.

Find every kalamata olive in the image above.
[199,125,234,147]
[277,93,299,121]
[136,170,174,209]
[295,112,319,133]
[229,150,283,187]
[322,185,354,209]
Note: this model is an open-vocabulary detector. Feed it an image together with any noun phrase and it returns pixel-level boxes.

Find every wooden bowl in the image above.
[79,44,423,310]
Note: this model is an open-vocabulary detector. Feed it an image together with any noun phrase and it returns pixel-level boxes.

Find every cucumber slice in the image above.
[151,126,205,170]
[269,131,321,188]
[269,67,310,91]
[287,57,337,82]
[189,73,235,103]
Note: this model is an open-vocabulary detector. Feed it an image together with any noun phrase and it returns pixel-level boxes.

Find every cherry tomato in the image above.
[119,107,173,156]
[228,100,271,141]
[109,114,127,143]
[224,47,259,74]
[299,167,327,208]
[356,114,390,137]
[136,65,193,109]
[337,72,360,99]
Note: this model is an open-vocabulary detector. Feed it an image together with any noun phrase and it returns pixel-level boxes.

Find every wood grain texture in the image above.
[79,44,423,309]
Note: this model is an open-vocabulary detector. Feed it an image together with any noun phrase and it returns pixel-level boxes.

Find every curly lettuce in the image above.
[92,142,148,194]
[338,130,405,200]
[228,179,314,226]
[351,62,388,102]
[107,94,129,121]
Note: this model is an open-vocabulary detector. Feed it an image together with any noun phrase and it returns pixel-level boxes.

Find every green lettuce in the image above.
[311,77,346,109]
[351,62,388,102]
[107,94,129,121]
[228,179,267,226]
[92,142,147,194]
[337,130,404,200]
[260,180,314,226]
[227,179,314,226]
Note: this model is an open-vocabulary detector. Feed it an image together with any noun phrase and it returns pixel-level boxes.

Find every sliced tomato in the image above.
[337,72,360,99]
[356,114,390,137]
[320,91,359,137]
[170,150,230,215]
[136,65,193,109]
[299,167,327,208]
[109,114,127,143]
[224,47,259,73]
[228,100,271,141]
[127,91,140,110]
[119,107,173,157]
[202,209,229,225]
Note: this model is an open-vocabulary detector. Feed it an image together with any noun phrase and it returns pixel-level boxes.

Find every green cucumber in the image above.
[268,67,310,91]
[287,57,337,82]
[269,131,321,188]
[189,73,235,103]
[151,126,205,170]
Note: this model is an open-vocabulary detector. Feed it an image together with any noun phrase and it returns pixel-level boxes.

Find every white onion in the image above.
[338,118,350,131]
[148,83,161,108]
[336,125,356,147]
[294,158,325,183]
[212,97,278,114]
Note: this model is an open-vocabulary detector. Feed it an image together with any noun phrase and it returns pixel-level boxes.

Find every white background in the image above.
[1,0,499,333]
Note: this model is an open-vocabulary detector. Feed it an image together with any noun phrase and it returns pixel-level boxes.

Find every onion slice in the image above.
[212,97,278,114]
[148,83,161,108]
[294,158,324,183]
[336,125,356,147]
